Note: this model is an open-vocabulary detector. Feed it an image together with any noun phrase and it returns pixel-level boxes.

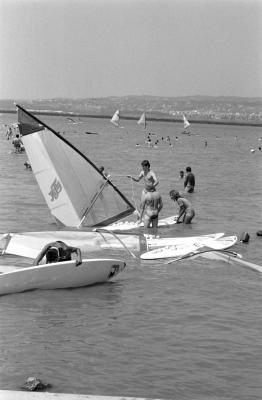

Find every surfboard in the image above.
[106,215,178,231]
[140,235,238,260]
[0,258,126,296]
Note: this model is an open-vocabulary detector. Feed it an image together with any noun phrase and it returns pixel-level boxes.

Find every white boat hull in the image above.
[106,215,178,231]
[141,236,238,260]
[0,258,126,296]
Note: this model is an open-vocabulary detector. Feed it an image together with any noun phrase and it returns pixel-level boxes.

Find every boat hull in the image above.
[0,258,126,296]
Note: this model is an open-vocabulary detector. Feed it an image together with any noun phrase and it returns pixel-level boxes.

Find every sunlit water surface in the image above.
[0,114,262,399]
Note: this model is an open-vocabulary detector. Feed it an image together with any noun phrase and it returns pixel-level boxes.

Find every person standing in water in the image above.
[127,159,159,202]
[139,183,163,228]
[184,166,195,193]
[169,190,195,224]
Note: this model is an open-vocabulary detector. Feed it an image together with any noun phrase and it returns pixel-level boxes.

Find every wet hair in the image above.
[186,166,191,172]
[141,160,150,168]
[46,248,59,263]
[169,190,180,199]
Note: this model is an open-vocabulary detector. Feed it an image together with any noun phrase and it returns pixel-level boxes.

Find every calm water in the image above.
[0,113,262,399]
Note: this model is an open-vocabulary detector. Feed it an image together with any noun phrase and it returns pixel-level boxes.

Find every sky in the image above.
[0,0,262,99]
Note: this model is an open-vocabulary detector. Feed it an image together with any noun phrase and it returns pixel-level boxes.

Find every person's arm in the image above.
[176,199,185,223]
[158,196,163,213]
[33,243,52,266]
[72,247,82,267]
[151,171,159,188]
[184,175,188,188]
[127,171,143,182]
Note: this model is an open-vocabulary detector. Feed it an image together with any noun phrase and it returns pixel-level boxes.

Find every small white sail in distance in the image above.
[183,115,190,129]
[16,104,135,228]
[110,110,120,127]
[137,112,146,129]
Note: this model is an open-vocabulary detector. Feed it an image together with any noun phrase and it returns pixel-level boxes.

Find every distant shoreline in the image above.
[1,109,261,127]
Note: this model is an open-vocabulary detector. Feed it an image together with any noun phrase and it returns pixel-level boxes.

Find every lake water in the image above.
[0,112,262,400]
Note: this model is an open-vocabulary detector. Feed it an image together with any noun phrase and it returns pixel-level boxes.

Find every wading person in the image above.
[169,190,195,224]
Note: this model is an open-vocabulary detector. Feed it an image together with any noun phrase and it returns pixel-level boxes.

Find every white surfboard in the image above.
[0,258,126,296]
[106,215,178,231]
[140,236,238,260]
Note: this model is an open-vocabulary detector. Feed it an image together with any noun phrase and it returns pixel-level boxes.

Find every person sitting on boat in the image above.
[139,183,163,229]
[99,165,110,179]
[169,190,195,224]
[184,166,195,193]
[127,159,159,202]
[33,241,82,267]
[12,134,24,153]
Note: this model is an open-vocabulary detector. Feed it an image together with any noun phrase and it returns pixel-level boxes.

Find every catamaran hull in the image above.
[0,258,126,296]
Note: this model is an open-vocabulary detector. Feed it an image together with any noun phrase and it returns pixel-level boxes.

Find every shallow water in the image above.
[0,113,262,399]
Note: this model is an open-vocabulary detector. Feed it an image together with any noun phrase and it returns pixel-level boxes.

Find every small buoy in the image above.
[240,232,250,243]
[256,231,262,237]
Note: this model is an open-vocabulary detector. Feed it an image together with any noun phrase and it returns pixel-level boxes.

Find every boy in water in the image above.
[140,183,163,228]
[184,166,195,193]
[33,241,82,267]
[169,190,195,224]
[127,159,159,202]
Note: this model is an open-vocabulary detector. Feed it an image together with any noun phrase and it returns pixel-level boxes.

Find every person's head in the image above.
[46,248,59,263]
[179,170,184,178]
[186,166,191,172]
[141,160,150,170]
[99,166,105,173]
[169,190,180,201]
[16,134,19,138]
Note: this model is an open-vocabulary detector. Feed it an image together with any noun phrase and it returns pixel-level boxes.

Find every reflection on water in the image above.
[0,114,262,399]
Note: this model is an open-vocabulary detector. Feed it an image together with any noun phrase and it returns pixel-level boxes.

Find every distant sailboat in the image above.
[182,115,191,134]
[110,110,120,127]
[16,104,135,229]
[137,112,147,130]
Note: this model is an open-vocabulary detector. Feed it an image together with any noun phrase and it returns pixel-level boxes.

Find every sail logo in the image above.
[49,178,62,201]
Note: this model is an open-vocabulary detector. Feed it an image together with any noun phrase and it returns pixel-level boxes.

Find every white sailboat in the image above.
[17,104,135,229]
[182,114,191,134]
[137,112,146,130]
[110,110,120,127]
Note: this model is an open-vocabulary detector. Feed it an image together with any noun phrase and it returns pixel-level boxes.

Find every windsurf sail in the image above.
[137,112,146,129]
[110,110,120,127]
[183,115,190,129]
[16,104,135,228]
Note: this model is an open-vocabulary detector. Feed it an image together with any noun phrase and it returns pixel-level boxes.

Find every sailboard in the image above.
[182,115,190,134]
[16,104,135,229]
[110,110,120,127]
[137,112,146,130]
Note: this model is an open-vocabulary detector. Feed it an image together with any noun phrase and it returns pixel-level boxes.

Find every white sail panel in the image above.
[17,105,135,228]
[137,112,146,129]
[183,115,190,129]
[110,110,120,126]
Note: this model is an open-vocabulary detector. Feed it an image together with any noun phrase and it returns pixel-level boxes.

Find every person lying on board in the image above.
[169,190,195,224]
[127,159,159,202]
[33,241,82,267]
[139,183,163,228]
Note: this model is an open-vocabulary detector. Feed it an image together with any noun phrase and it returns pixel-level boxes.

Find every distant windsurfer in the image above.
[139,183,163,228]
[33,241,82,267]
[169,190,195,224]
[127,159,159,202]
[184,166,195,193]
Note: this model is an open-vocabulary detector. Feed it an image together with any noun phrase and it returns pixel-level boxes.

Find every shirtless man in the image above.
[139,183,163,228]
[127,160,159,202]
[169,190,195,224]
[184,166,195,193]
[33,240,82,267]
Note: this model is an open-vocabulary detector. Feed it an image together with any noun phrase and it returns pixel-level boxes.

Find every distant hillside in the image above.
[0,96,261,125]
